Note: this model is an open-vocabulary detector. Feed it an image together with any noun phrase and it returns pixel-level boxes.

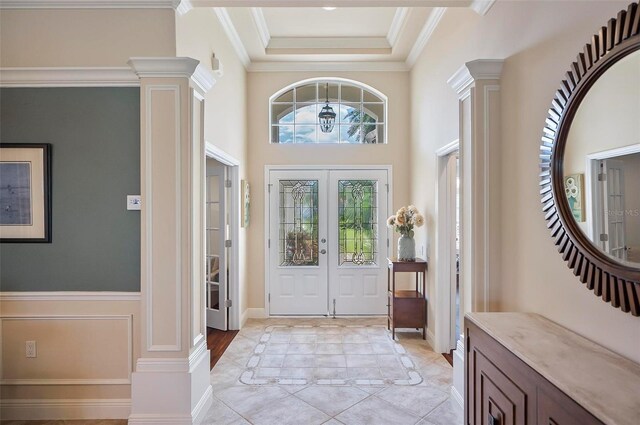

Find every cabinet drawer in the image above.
[537,387,602,425]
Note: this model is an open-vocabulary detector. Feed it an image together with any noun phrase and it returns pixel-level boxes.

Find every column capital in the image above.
[447,59,504,97]
[128,57,216,94]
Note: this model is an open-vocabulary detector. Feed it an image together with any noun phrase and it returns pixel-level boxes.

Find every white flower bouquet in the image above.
[387,205,425,238]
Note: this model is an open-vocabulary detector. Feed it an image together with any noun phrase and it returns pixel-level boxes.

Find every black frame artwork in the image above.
[0,143,52,243]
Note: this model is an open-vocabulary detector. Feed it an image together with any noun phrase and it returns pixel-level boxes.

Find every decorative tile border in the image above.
[239,324,423,386]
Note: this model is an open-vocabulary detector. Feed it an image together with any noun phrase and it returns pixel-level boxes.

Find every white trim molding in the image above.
[0,291,141,301]
[406,7,446,68]
[128,57,216,94]
[0,0,179,8]
[249,61,408,72]
[0,398,131,420]
[470,0,496,16]
[251,7,271,48]
[0,67,139,88]
[387,7,410,48]
[447,59,504,96]
[213,7,251,68]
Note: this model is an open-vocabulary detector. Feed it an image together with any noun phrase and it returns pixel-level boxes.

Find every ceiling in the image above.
[213,2,495,71]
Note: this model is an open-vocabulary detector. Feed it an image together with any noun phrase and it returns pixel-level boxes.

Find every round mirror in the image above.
[540,1,640,316]
[563,50,640,268]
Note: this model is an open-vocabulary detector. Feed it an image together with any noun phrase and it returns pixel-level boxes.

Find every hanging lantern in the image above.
[318,83,336,133]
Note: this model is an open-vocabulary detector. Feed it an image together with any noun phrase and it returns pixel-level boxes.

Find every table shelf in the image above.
[387,258,428,340]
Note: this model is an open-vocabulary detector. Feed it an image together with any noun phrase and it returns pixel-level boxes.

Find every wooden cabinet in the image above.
[465,313,636,425]
[387,258,427,340]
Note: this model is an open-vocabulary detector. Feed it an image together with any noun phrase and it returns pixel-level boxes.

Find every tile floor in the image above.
[199,317,463,425]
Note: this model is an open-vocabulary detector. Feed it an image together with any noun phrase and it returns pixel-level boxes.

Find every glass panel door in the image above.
[206,162,228,330]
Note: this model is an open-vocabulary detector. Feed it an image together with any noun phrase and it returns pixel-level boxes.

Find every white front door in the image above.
[206,162,228,329]
[268,168,389,316]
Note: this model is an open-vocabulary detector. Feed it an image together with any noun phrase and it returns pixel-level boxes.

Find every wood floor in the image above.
[443,350,454,366]
[207,327,239,370]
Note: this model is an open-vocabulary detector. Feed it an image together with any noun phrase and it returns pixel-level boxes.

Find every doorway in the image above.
[266,166,390,316]
[205,144,241,331]
[585,145,640,264]
[435,140,461,353]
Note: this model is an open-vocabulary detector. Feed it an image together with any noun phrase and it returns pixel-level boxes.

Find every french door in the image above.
[268,168,389,315]
[206,162,229,330]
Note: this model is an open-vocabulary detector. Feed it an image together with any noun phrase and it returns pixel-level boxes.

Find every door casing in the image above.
[264,165,393,317]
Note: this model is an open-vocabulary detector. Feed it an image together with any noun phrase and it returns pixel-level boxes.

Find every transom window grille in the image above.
[338,180,378,266]
[279,180,319,266]
[270,79,387,144]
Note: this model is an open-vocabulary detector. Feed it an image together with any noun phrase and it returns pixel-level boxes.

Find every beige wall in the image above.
[247,71,411,310]
[0,9,176,67]
[410,1,640,362]
[175,8,249,317]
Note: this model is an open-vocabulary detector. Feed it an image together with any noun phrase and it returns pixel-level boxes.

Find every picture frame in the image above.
[564,173,585,223]
[0,143,52,242]
[241,180,250,228]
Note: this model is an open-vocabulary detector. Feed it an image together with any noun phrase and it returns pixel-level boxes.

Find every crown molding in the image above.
[128,57,216,93]
[447,59,504,95]
[406,7,446,68]
[250,7,271,48]
[175,0,192,14]
[0,0,180,8]
[266,37,391,55]
[248,60,408,72]
[190,1,472,5]
[213,7,251,69]
[387,7,410,48]
[0,67,139,87]
[470,0,495,16]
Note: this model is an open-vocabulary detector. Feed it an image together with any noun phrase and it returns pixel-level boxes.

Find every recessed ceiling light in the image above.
[322,6,337,11]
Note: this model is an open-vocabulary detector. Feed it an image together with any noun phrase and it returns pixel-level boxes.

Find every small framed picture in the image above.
[564,173,585,222]
[0,144,52,242]
[241,180,250,228]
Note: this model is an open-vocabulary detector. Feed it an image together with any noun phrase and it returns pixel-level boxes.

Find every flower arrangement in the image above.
[387,205,425,238]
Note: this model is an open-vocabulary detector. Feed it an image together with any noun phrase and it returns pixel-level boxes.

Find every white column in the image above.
[447,59,503,409]
[127,57,216,425]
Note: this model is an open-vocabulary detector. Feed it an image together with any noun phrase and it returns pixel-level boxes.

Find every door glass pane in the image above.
[279,180,319,266]
[206,174,221,310]
[338,180,378,266]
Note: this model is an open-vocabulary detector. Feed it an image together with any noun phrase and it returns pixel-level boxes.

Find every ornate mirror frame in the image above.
[540,1,640,316]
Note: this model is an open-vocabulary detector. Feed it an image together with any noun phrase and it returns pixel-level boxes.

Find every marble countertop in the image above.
[466,312,640,425]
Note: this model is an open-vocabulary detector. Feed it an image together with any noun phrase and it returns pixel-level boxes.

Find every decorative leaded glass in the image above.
[338,180,378,265]
[279,180,319,266]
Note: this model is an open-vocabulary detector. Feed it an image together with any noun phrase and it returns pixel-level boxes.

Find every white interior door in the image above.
[602,159,627,261]
[206,163,228,329]
[328,170,389,315]
[269,170,328,315]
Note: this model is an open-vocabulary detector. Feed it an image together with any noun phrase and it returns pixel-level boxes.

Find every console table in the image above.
[466,313,640,425]
[387,258,427,340]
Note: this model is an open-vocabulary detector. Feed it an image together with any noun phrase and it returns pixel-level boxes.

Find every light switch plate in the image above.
[127,195,141,211]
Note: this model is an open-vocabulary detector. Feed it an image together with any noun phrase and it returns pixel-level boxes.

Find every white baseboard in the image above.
[0,398,130,420]
[451,385,464,410]
[426,328,436,350]
[246,308,267,320]
[128,414,194,424]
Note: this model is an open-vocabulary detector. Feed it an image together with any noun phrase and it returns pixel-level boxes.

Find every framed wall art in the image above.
[0,144,52,242]
[564,173,585,223]
[241,179,250,228]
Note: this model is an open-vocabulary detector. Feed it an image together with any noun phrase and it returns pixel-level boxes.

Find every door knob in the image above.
[321,238,327,243]
[320,249,327,254]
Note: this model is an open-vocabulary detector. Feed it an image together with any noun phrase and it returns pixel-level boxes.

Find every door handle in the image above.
[320,249,327,254]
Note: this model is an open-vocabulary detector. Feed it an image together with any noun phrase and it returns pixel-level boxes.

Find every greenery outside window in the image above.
[270,78,387,144]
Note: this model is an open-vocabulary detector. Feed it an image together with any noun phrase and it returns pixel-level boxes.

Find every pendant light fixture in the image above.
[318,82,336,133]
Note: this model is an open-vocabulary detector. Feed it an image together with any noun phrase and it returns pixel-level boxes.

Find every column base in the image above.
[129,343,212,424]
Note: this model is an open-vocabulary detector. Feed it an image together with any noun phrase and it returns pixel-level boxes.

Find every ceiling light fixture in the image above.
[322,6,337,11]
[318,83,336,133]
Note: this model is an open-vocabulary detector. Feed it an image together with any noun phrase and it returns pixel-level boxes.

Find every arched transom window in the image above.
[270,78,387,144]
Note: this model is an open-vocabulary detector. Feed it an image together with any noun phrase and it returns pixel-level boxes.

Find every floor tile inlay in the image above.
[239,324,423,386]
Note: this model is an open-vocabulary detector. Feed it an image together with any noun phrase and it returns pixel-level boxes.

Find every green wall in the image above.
[0,88,140,291]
